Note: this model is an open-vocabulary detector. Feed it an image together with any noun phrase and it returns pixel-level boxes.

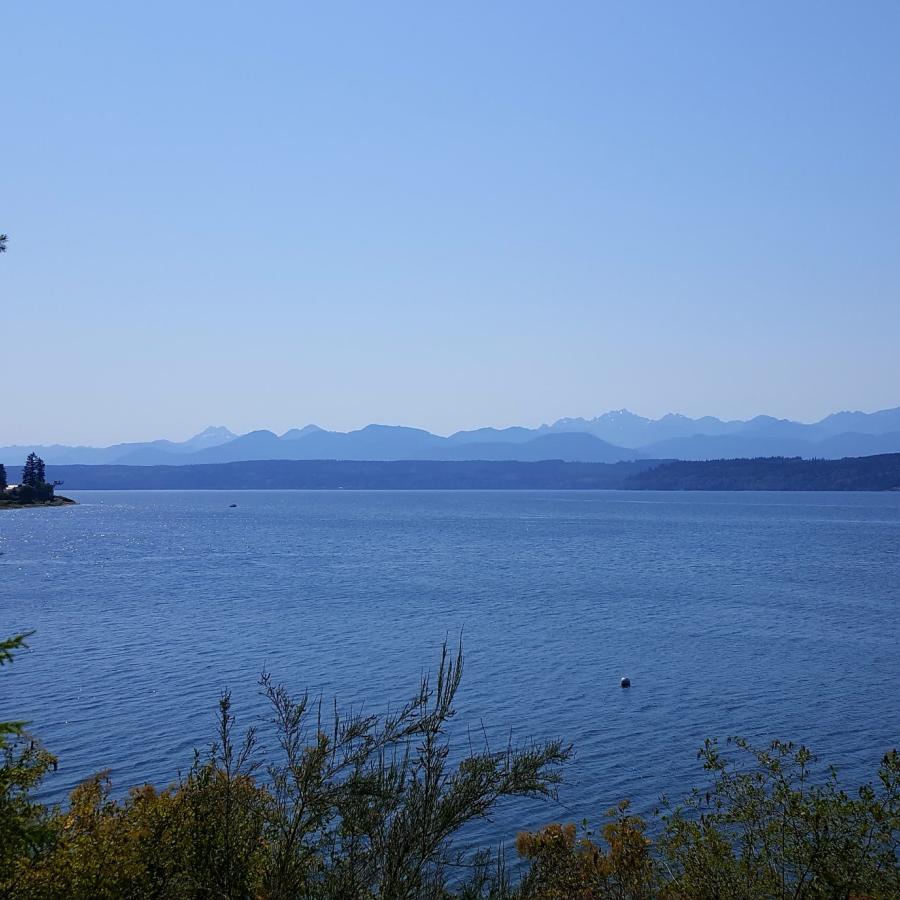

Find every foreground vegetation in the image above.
[1,636,897,898]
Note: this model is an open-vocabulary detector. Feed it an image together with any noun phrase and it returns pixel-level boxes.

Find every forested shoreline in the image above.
[0,455,73,509]
[629,453,900,491]
[21,453,900,492]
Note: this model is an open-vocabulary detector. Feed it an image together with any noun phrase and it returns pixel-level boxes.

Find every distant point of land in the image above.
[0,495,76,510]
[0,453,75,508]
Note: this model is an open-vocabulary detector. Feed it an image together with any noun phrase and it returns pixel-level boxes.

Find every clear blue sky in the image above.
[3,2,899,445]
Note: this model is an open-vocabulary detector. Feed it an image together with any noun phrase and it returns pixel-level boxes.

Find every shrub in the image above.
[655,738,900,899]
[4,642,570,899]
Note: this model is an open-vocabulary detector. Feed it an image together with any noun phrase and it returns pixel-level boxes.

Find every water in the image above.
[2,490,899,849]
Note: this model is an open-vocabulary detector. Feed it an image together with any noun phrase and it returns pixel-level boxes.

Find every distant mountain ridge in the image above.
[0,426,239,466]
[5,407,900,466]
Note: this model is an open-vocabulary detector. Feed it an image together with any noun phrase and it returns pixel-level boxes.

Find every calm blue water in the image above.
[2,490,899,847]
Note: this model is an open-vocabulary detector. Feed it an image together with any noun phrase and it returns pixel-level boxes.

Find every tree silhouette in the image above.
[21,453,46,487]
[0,465,7,491]
[0,234,7,253]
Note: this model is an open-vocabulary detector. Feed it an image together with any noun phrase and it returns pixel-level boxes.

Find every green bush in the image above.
[3,642,568,899]
[0,635,57,889]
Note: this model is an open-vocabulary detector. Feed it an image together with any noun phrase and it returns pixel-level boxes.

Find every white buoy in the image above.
[620,676,631,688]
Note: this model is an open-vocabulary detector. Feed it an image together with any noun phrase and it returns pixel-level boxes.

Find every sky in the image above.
[2,1,899,445]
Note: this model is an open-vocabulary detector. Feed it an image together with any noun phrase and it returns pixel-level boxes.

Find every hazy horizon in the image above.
[4,2,899,445]
[4,402,900,448]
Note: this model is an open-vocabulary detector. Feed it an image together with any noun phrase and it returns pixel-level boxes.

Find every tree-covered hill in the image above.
[628,453,900,491]
[38,454,900,491]
[43,459,658,490]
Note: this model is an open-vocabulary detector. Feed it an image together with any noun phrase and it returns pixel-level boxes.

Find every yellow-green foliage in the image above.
[654,738,900,899]
[513,742,900,900]
[516,802,655,900]
[13,776,169,898]
[11,766,272,900]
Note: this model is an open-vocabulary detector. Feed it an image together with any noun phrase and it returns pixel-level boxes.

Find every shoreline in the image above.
[0,495,77,510]
[33,454,900,492]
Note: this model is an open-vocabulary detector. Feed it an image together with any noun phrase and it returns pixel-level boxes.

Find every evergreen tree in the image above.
[0,234,7,253]
[21,453,45,487]
[21,454,36,486]
[0,464,7,491]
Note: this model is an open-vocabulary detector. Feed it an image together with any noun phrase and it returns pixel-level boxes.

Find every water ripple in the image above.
[2,489,899,847]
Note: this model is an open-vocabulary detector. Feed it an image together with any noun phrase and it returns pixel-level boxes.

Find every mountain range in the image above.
[5,408,900,467]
